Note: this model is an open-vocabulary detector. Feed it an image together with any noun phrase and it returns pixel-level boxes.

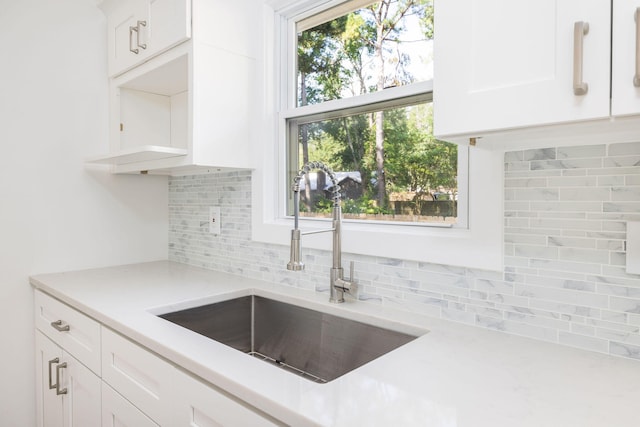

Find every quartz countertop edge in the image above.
[30,260,640,427]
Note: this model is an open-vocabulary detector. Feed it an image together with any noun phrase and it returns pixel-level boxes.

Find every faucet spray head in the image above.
[287,228,304,271]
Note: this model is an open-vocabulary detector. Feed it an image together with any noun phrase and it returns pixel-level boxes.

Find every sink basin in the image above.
[158,295,424,383]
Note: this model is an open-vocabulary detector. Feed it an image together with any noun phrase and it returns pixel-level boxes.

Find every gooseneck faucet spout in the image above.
[287,161,355,303]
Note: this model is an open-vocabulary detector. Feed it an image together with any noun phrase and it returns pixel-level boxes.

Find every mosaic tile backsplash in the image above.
[169,141,640,361]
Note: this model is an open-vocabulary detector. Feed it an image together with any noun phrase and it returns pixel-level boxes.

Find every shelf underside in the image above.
[86,145,188,165]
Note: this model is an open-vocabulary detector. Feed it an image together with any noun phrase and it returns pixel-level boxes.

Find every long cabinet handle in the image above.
[129,25,139,54]
[573,21,589,96]
[50,320,70,332]
[136,20,147,50]
[47,357,59,390]
[635,8,640,87]
[55,362,68,395]
[128,20,147,54]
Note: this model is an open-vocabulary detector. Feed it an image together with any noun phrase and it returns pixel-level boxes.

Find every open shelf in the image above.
[86,145,187,165]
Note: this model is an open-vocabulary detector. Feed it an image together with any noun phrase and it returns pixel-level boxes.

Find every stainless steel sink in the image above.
[159,295,424,383]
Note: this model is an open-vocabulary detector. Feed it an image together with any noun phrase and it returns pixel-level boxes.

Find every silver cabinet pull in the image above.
[47,357,59,390]
[635,8,640,87]
[573,21,589,95]
[129,25,139,54]
[55,362,67,395]
[136,20,147,50]
[50,320,70,332]
[129,20,147,54]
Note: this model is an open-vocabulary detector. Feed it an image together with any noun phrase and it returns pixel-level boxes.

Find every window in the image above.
[252,0,502,271]
[284,0,467,227]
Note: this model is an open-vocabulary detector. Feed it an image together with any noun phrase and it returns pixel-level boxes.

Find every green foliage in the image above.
[295,0,454,220]
[309,194,393,215]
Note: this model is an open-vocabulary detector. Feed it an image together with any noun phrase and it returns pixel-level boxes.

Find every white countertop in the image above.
[31,261,640,427]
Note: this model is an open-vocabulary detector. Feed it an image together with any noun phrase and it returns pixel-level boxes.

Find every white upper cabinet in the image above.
[434,0,629,142]
[612,3,640,116]
[90,0,257,174]
[105,0,191,77]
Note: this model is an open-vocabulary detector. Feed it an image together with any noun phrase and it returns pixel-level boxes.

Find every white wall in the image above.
[0,1,169,425]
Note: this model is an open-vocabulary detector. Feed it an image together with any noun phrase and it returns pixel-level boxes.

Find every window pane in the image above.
[289,103,458,224]
[297,0,434,106]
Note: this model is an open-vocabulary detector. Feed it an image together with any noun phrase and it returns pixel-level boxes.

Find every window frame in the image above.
[282,0,468,228]
[251,0,504,271]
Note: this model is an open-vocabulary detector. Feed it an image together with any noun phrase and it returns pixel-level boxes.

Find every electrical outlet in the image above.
[209,206,221,235]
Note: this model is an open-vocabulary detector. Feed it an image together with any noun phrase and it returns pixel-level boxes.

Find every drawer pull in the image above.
[48,357,59,390]
[50,320,70,332]
[55,362,68,395]
[573,21,589,95]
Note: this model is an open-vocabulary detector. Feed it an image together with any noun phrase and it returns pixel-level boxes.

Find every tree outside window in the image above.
[290,0,458,224]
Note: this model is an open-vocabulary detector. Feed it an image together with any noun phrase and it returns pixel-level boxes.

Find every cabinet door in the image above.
[611,2,640,116]
[35,331,64,427]
[102,328,175,426]
[143,0,191,57]
[102,382,159,427]
[61,351,102,427]
[173,369,280,427]
[106,0,190,76]
[35,332,101,427]
[434,0,611,138]
[109,1,150,76]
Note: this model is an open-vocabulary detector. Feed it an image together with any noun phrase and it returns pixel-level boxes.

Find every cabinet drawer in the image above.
[102,382,159,427]
[34,290,101,375]
[102,328,174,425]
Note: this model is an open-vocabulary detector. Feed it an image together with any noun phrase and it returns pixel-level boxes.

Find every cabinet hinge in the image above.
[120,123,124,132]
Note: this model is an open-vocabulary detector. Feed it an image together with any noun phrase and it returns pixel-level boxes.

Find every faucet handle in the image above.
[335,261,357,296]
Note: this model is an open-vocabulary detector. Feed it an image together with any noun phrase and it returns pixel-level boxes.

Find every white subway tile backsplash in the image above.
[610,296,640,314]
[168,141,640,362]
[547,236,596,248]
[546,176,598,187]
[508,188,559,201]
[561,168,588,176]
[628,314,640,326]
[558,247,610,264]
[559,187,610,201]
[531,158,602,170]
[610,341,640,359]
[570,323,596,336]
[529,201,602,212]
[589,166,640,175]
[626,175,640,185]
[524,148,556,161]
[557,144,606,159]
[603,156,640,168]
[608,141,640,155]
[597,176,626,186]
[559,331,609,353]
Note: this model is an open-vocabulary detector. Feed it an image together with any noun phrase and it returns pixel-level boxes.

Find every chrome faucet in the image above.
[287,161,356,303]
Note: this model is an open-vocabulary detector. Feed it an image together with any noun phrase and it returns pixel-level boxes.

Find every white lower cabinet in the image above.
[102,382,159,427]
[101,327,175,425]
[101,327,281,426]
[173,368,279,427]
[35,331,102,427]
[35,290,281,426]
